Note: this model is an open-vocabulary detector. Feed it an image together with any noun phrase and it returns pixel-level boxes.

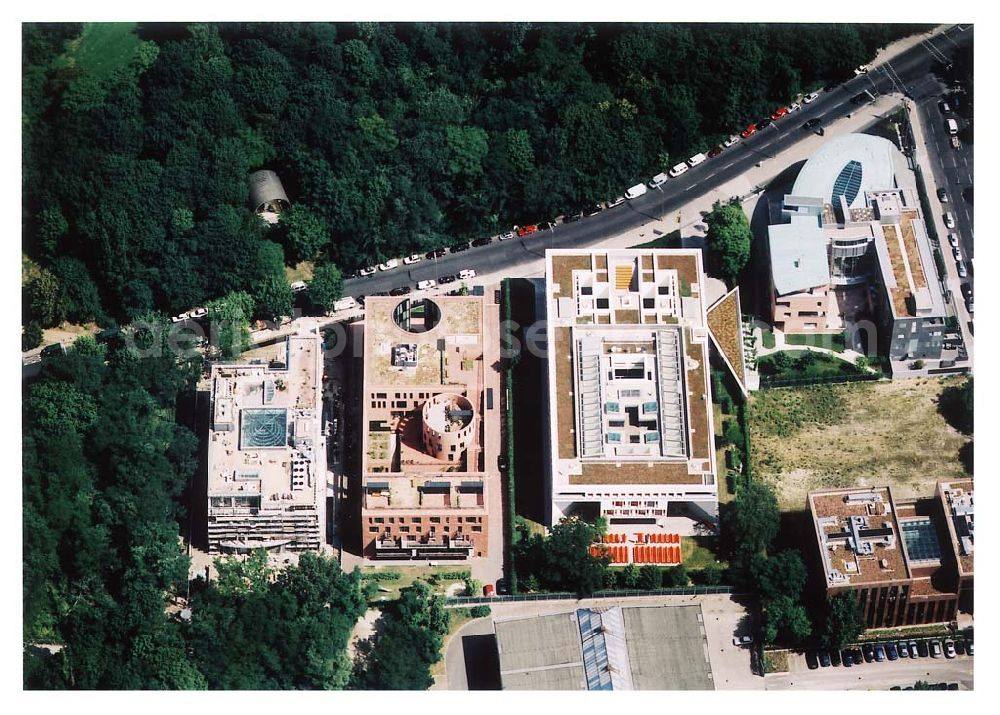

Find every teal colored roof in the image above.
[768,215,830,296]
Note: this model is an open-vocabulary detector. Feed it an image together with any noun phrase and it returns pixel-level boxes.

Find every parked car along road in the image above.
[625,183,648,199]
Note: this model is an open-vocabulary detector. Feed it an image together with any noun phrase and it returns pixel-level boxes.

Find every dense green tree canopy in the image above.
[23,21,924,328]
[514,517,611,597]
[351,581,450,690]
[308,263,345,312]
[705,199,752,285]
[822,592,865,650]
[186,552,367,689]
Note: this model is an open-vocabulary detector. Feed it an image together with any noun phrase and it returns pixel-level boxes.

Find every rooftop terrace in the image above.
[938,480,974,577]
[207,332,324,518]
[546,249,716,490]
[810,487,909,587]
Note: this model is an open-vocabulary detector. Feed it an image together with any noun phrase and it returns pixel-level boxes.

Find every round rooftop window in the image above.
[392,298,441,333]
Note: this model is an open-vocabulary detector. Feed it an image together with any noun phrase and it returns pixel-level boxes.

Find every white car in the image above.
[359,266,376,276]
[498,231,516,241]
[625,183,648,199]
[788,102,801,112]
[953,247,963,262]
[290,280,307,292]
[378,258,399,271]
[854,64,870,75]
[943,212,956,229]
[668,162,688,178]
[189,307,208,318]
[458,269,477,280]
[607,196,626,208]
[171,313,189,323]
[686,153,706,168]
[649,172,669,189]
[723,134,740,148]
[948,233,959,247]
[803,91,820,104]
[416,279,437,291]
[403,253,423,265]
[957,262,967,278]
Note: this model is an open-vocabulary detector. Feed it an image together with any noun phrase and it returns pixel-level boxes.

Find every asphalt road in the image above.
[343,25,974,299]
[916,86,974,268]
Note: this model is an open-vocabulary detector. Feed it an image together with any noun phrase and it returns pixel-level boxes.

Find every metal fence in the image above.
[446,585,734,606]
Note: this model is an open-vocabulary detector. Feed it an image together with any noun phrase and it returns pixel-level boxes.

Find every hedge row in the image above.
[501,279,518,595]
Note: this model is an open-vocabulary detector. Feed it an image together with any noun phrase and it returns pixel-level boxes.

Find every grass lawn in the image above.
[360,565,471,603]
[763,650,790,673]
[757,350,860,381]
[784,332,847,353]
[284,261,315,283]
[682,535,724,570]
[749,377,972,510]
[54,23,142,81]
[633,229,682,249]
[760,327,776,349]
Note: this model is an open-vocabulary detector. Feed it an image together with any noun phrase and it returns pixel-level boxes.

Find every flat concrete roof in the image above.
[495,612,585,690]
[623,605,714,690]
[768,214,830,296]
[495,605,714,690]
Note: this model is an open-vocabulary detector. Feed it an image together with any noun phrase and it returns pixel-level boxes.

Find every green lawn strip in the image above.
[784,332,846,353]
[760,328,776,349]
[633,229,682,249]
[360,565,470,602]
[56,22,141,81]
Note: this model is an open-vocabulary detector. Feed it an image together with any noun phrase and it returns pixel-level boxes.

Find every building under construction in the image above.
[206,328,326,553]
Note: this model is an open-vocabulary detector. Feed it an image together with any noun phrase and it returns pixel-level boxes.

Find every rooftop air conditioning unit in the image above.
[880,559,889,569]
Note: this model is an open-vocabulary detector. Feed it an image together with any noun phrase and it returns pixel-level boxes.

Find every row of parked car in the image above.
[351,269,479,301]
[808,637,972,669]
[352,223,551,278]
[622,90,830,201]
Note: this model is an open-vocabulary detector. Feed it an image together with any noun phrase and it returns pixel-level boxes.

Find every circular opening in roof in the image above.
[392,298,441,333]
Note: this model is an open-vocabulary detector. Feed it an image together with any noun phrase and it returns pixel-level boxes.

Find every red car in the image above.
[771,106,789,120]
[707,145,724,159]
[516,224,538,237]
[740,123,757,139]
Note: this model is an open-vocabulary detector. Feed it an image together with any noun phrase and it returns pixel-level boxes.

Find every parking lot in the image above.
[768,641,973,690]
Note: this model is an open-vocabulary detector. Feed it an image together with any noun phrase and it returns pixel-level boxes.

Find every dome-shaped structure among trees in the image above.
[248,169,290,224]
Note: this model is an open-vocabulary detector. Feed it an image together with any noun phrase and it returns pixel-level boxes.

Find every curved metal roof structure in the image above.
[248,169,290,214]
[791,134,896,208]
